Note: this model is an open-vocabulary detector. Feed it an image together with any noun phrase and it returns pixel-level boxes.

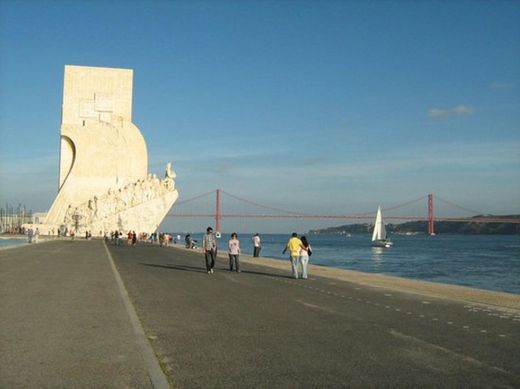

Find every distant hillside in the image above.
[309,215,520,235]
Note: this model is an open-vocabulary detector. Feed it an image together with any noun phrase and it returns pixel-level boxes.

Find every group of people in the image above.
[282,232,312,279]
[26,227,40,243]
[201,228,264,274]
[109,230,137,246]
[184,234,197,249]
[200,228,312,279]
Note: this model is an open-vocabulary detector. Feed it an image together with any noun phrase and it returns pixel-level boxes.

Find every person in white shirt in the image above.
[252,233,261,257]
[228,232,241,272]
[299,236,312,280]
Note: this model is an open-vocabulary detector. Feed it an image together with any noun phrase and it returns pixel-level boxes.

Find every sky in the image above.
[0,0,519,233]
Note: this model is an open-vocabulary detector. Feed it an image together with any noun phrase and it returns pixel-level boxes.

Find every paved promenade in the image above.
[1,240,164,388]
[2,239,519,388]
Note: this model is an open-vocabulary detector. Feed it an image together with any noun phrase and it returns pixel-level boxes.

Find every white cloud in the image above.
[427,104,475,118]
[491,81,514,89]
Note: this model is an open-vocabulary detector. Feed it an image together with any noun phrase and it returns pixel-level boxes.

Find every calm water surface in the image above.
[0,239,27,248]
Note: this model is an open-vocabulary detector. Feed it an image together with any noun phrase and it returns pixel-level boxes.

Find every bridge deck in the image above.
[2,240,519,388]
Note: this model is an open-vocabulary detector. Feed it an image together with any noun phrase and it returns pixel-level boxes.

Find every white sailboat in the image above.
[372,206,393,248]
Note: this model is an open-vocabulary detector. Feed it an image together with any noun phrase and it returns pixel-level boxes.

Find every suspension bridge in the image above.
[166,190,520,235]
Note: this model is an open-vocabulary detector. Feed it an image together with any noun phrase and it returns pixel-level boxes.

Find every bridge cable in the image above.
[219,190,314,216]
[434,195,483,215]
[174,190,216,206]
[382,195,428,213]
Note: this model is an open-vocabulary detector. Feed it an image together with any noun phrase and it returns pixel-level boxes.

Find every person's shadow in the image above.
[239,269,293,279]
[140,263,293,279]
[140,263,206,273]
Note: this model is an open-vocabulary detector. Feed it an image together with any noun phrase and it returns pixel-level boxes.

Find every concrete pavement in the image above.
[110,242,519,388]
[2,239,519,388]
[0,239,167,388]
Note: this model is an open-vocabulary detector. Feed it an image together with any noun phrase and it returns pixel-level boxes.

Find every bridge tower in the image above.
[215,189,221,237]
[428,193,435,236]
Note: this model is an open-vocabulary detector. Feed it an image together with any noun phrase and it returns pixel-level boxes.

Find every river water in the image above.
[180,233,520,295]
[0,238,27,248]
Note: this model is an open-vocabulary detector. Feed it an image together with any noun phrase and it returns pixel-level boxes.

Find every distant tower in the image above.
[215,189,221,236]
[428,193,435,236]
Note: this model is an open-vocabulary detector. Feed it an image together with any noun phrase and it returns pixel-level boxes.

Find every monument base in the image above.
[25,167,178,237]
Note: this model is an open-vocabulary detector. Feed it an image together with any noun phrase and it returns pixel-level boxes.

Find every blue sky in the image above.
[1,0,519,233]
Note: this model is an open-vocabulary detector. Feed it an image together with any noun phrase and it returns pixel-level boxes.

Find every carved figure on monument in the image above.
[64,205,74,224]
[163,162,176,191]
[40,65,179,235]
[93,196,98,219]
[165,162,175,179]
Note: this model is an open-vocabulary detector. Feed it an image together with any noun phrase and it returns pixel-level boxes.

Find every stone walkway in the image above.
[111,242,520,388]
[1,240,167,388]
[2,239,519,388]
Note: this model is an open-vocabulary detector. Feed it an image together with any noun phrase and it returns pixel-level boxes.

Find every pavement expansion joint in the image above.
[249,262,519,343]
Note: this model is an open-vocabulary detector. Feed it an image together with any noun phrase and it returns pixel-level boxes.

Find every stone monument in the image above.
[41,65,178,235]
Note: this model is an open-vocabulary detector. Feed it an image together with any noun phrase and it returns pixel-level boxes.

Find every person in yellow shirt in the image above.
[283,232,302,279]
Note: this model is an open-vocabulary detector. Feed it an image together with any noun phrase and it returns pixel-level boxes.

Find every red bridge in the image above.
[167,189,520,235]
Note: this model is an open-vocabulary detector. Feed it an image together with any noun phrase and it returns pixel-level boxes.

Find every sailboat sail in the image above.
[372,206,386,241]
[372,206,392,247]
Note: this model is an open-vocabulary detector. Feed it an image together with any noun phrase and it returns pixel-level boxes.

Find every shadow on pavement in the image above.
[140,263,207,274]
[139,262,294,280]
[240,269,294,280]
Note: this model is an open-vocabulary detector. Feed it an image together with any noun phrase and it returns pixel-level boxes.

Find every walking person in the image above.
[252,233,261,257]
[283,232,302,279]
[228,232,241,272]
[202,226,217,274]
[299,236,312,280]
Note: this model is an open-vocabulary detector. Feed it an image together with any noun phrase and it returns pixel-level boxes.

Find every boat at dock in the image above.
[371,206,393,248]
